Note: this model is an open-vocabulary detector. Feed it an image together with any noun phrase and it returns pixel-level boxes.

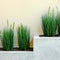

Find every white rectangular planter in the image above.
[34,35,60,47]
[34,35,60,51]
[34,35,60,60]
[0,52,33,60]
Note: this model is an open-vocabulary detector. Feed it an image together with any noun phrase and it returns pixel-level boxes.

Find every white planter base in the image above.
[34,35,60,60]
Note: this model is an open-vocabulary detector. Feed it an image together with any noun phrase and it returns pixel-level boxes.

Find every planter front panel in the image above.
[34,35,60,60]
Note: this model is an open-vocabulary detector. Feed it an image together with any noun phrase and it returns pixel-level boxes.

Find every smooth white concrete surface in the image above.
[34,35,60,60]
[0,52,34,60]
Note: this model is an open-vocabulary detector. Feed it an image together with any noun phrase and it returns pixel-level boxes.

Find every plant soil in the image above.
[0,48,33,51]
[39,34,60,37]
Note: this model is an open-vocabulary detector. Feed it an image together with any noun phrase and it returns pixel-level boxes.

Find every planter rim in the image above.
[34,34,60,37]
[34,35,60,41]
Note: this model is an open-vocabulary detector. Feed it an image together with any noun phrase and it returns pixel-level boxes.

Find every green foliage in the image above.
[42,8,57,36]
[56,13,60,35]
[2,22,14,51]
[17,24,30,50]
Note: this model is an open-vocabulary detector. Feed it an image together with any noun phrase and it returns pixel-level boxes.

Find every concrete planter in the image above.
[34,35,60,51]
[34,35,60,60]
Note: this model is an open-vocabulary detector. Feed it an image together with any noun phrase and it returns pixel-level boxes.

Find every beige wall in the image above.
[0,0,60,47]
